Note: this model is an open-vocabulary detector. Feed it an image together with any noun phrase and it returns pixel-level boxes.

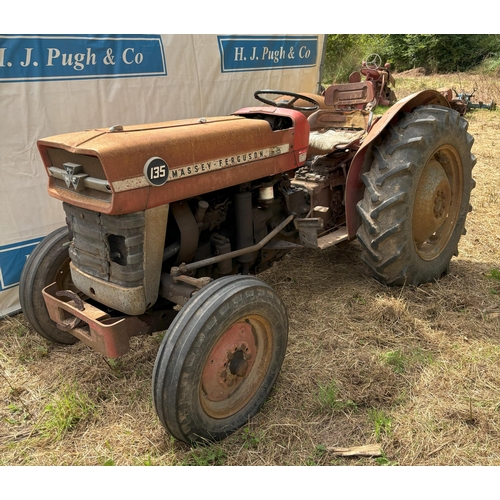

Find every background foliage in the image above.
[323,34,500,83]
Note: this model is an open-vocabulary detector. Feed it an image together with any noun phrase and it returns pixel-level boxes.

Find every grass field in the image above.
[1,72,499,466]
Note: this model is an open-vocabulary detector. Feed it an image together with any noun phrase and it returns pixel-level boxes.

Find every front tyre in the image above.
[152,275,288,443]
[357,105,475,286]
[19,226,78,344]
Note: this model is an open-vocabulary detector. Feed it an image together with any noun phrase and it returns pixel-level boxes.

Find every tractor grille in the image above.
[63,203,145,288]
[47,148,112,203]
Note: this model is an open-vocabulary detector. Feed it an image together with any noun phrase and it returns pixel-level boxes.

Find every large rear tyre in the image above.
[19,226,78,344]
[152,275,288,443]
[356,105,475,286]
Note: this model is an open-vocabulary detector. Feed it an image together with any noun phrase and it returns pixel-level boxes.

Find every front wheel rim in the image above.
[200,315,273,419]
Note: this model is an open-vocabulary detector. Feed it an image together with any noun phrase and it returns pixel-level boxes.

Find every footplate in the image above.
[42,282,176,358]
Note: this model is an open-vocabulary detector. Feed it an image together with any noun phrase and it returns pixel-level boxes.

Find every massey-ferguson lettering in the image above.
[20,69,475,443]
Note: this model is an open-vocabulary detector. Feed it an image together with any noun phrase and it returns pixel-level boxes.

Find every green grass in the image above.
[483,269,500,297]
[381,348,434,374]
[182,445,227,466]
[477,53,500,73]
[5,402,30,425]
[368,409,392,441]
[38,384,96,440]
[486,268,500,281]
[317,380,357,412]
[240,426,263,449]
[353,294,366,304]
[381,350,406,373]
[305,444,327,466]
[373,452,397,466]
[372,105,391,116]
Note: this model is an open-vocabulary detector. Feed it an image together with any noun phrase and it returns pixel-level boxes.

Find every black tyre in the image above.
[356,105,475,286]
[19,226,78,344]
[152,275,288,443]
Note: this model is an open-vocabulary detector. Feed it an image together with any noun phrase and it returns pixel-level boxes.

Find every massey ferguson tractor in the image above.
[20,75,475,443]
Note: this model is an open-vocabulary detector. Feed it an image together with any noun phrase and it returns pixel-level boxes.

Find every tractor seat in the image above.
[305,82,374,156]
[360,67,381,81]
[307,107,370,156]
[308,128,365,155]
[324,81,375,109]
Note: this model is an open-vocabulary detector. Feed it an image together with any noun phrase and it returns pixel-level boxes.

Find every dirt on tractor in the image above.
[1,72,500,466]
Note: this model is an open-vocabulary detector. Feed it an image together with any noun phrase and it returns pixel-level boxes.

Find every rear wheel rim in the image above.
[412,145,463,261]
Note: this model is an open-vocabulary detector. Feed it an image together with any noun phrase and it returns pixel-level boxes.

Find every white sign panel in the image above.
[0,34,325,316]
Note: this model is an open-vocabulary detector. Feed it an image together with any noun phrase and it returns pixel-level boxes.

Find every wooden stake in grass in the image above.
[327,444,382,457]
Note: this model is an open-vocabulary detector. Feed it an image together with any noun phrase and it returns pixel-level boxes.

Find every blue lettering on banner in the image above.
[217,35,318,73]
[0,237,43,290]
[0,35,166,83]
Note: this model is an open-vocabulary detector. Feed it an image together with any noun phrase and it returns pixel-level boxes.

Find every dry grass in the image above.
[2,73,500,466]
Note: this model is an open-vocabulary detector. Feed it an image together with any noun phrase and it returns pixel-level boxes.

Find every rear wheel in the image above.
[152,275,288,443]
[19,226,78,344]
[356,105,475,286]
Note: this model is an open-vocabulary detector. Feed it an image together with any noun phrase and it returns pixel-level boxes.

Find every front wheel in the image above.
[19,226,78,344]
[152,275,288,443]
[356,105,476,286]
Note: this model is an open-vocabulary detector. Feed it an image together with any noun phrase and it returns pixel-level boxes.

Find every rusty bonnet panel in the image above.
[38,111,307,215]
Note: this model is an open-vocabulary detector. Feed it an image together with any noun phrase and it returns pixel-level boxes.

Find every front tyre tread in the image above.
[152,275,288,443]
[19,226,78,345]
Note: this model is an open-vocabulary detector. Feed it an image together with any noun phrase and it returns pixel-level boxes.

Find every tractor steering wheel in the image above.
[365,53,382,70]
[254,90,320,112]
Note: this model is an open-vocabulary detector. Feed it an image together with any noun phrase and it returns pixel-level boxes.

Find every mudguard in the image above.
[345,89,451,239]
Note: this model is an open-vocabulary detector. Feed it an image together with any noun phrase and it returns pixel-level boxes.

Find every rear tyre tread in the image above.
[356,105,475,286]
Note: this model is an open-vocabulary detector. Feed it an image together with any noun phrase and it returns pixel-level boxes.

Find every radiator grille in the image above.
[64,203,145,287]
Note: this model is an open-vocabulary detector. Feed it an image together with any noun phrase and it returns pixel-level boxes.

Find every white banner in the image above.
[0,34,325,316]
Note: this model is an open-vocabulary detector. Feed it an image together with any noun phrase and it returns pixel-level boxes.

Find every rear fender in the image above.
[345,89,451,239]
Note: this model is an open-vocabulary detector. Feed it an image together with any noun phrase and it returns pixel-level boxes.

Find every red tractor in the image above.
[346,53,397,108]
[20,82,475,443]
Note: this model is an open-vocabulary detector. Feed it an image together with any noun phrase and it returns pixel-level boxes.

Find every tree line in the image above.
[324,34,500,83]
